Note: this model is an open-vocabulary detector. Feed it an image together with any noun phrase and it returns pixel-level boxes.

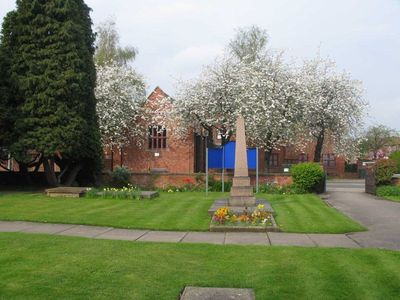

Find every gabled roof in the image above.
[147,86,170,101]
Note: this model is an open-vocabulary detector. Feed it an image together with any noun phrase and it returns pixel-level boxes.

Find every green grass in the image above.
[1,233,399,299]
[0,191,216,231]
[382,196,400,202]
[0,191,364,233]
[266,194,366,233]
[376,185,400,202]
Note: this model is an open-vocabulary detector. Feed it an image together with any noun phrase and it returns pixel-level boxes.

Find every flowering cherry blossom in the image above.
[95,61,147,149]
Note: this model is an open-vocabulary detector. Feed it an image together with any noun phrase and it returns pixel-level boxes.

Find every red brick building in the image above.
[105,87,346,180]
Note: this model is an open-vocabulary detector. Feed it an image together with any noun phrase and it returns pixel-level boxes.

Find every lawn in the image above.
[380,196,400,203]
[0,233,399,299]
[266,194,366,233]
[0,191,365,233]
[0,191,215,231]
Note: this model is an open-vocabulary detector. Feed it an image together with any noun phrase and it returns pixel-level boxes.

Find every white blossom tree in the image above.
[94,18,147,170]
[174,26,367,166]
[300,57,367,162]
[174,26,304,168]
[174,57,242,146]
[236,55,304,153]
[95,61,146,152]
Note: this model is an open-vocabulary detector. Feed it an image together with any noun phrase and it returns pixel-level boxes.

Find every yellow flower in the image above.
[215,207,229,218]
[257,204,265,210]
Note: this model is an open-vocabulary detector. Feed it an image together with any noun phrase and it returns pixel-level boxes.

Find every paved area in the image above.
[0,180,398,250]
[326,180,400,251]
[326,179,365,193]
[180,287,255,300]
[0,220,364,249]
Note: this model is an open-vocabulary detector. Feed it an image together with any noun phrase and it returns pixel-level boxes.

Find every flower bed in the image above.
[210,205,279,232]
[86,184,141,200]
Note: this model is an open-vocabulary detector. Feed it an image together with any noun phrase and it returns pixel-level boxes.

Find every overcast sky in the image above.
[1,0,399,129]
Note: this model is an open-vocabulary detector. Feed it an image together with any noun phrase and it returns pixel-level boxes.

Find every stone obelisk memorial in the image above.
[208,115,273,216]
[229,116,256,207]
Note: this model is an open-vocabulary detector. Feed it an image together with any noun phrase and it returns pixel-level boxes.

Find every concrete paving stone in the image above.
[0,221,35,232]
[181,232,225,244]
[95,228,149,241]
[225,232,269,245]
[20,223,76,234]
[348,231,400,251]
[137,230,187,243]
[180,287,255,300]
[308,234,360,248]
[140,191,159,199]
[57,225,113,238]
[268,232,316,247]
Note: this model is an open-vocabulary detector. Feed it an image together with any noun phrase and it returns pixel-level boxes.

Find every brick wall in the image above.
[110,132,195,174]
[103,87,195,174]
[121,172,292,189]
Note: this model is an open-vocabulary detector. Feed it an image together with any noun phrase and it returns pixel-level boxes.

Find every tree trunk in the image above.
[57,163,70,185]
[63,162,83,186]
[18,162,32,185]
[43,158,58,187]
[314,130,325,163]
[32,156,43,173]
[206,128,214,148]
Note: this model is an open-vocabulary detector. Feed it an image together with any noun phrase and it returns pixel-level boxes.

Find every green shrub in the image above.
[258,183,306,194]
[376,185,400,197]
[109,166,131,188]
[204,175,232,192]
[291,162,325,193]
[208,180,231,192]
[375,159,397,186]
[389,151,400,173]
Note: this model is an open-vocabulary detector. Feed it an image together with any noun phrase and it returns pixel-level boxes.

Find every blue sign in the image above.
[207,147,223,169]
[208,141,257,170]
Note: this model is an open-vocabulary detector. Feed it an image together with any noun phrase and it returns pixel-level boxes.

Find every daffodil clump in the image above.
[212,204,272,226]
[101,184,140,199]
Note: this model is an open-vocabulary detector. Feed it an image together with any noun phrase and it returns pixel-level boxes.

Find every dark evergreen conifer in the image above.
[0,0,101,186]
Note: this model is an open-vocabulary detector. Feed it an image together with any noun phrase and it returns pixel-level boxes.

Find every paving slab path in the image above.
[0,220,361,248]
[0,179,398,250]
[326,179,400,251]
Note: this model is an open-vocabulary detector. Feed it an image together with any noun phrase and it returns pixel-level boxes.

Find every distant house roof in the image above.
[147,86,170,102]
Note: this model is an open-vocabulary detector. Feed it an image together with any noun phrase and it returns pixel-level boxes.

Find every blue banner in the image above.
[207,147,223,168]
[208,141,257,170]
